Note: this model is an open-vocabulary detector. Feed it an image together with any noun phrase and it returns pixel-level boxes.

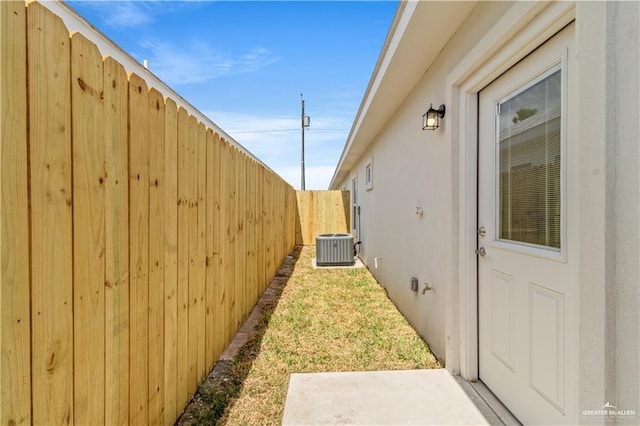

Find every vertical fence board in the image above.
[249,159,256,315]
[235,154,245,325]
[225,145,235,343]
[259,167,266,293]
[71,31,106,425]
[163,98,179,426]
[264,173,272,280]
[1,2,31,424]
[226,146,234,340]
[249,161,257,305]
[128,73,150,425]
[187,115,199,396]
[340,190,350,233]
[103,56,130,426]
[245,159,252,307]
[249,159,256,313]
[218,141,229,347]
[196,122,207,381]
[290,189,296,249]
[306,191,314,244]
[233,149,242,331]
[176,107,189,410]
[27,4,74,424]
[313,191,321,242]
[300,191,316,244]
[212,134,224,360]
[204,129,215,370]
[148,88,165,424]
[245,157,252,317]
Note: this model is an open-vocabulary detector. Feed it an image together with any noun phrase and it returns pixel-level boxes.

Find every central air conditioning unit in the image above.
[316,233,355,266]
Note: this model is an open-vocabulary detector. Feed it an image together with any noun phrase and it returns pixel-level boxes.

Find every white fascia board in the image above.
[43,0,277,175]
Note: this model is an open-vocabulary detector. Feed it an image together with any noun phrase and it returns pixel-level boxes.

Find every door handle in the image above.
[477,226,486,237]
[475,247,486,257]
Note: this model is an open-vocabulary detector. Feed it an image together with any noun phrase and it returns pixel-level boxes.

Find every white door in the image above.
[478,24,578,424]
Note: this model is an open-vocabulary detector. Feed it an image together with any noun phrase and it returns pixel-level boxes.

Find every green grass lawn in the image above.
[178,245,440,425]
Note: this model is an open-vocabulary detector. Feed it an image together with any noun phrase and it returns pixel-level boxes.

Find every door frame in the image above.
[446,1,576,381]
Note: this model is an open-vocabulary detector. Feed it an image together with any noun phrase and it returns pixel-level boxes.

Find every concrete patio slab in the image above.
[282,369,504,425]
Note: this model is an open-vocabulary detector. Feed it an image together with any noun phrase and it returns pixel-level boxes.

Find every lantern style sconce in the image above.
[422,103,446,130]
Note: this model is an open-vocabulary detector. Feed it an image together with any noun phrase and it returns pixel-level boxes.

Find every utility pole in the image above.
[300,93,310,190]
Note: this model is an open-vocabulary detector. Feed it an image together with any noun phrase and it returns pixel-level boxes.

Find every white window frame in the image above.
[365,157,374,191]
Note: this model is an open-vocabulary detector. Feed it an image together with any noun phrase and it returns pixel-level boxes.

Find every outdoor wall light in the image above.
[422,103,446,130]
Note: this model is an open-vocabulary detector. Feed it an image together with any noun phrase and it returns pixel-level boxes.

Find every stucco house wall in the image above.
[337,0,514,365]
[332,1,639,423]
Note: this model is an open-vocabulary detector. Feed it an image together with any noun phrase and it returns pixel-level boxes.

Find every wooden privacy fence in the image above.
[1,2,296,425]
[296,190,351,245]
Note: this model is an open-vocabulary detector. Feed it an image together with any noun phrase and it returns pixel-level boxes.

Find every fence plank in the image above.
[71,31,106,425]
[308,191,315,243]
[235,153,246,325]
[27,3,74,424]
[176,107,189,410]
[196,122,207,381]
[1,2,31,424]
[341,191,350,233]
[224,144,235,344]
[212,134,224,360]
[233,149,243,331]
[148,87,165,424]
[249,160,258,306]
[218,140,229,348]
[128,73,150,425]
[259,166,266,292]
[264,173,272,279]
[187,114,199,396]
[103,56,130,426]
[205,129,216,370]
[163,98,179,425]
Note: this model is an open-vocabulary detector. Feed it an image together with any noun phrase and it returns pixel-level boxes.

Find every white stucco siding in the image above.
[610,1,640,414]
[338,1,514,362]
[575,1,640,418]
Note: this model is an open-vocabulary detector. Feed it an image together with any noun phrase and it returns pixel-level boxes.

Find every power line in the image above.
[230,128,350,134]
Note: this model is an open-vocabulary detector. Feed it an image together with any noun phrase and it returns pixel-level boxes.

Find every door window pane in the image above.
[498,68,561,249]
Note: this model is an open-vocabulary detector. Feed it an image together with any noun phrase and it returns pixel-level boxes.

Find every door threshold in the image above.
[469,380,521,426]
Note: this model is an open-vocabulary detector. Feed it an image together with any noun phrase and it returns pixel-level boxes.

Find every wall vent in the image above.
[316,234,355,266]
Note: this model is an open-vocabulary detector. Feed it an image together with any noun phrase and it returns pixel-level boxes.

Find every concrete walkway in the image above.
[282,369,504,425]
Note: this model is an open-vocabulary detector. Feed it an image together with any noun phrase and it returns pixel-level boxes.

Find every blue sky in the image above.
[67,0,398,189]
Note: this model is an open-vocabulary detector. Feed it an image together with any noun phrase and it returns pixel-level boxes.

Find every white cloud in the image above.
[103,1,153,27]
[140,39,279,85]
[72,0,204,28]
[69,0,158,28]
